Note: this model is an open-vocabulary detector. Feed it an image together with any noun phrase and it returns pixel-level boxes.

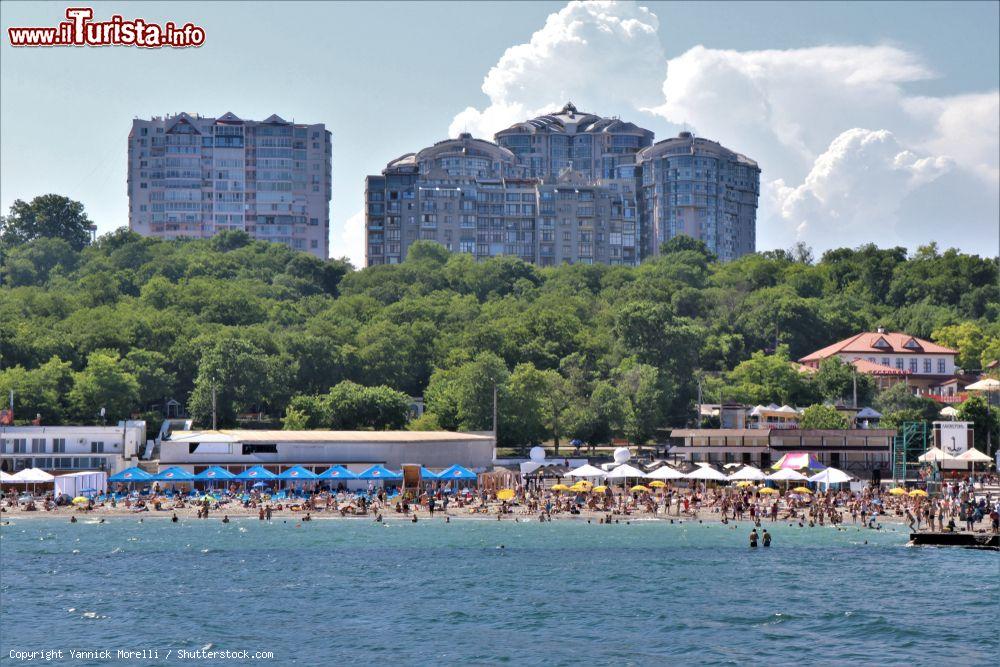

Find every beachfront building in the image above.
[798,328,958,392]
[128,113,332,259]
[365,103,759,267]
[637,132,760,261]
[157,429,495,474]
[0,422,148,475]
[667,427,896,476]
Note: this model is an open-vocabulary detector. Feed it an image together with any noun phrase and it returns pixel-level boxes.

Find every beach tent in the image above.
[357,465,402,480]
[317,465,358,480]
[917,447,956,463]
[771,452,826,471]
[236,465,277,481]
[604,464,648,480]
[194,466,236,482]
[647,465,687,481]
[0,471,14,482]
[767,468,808,482]
[436,465,477,480]
[727,466,766,481]
[566,464,607,479]
[108,467,154,483]
[808,467,852,485]
[277,465,318,481]
[419,467,440,479]
[54,471,107,497]
[686,465,727,481]
[154,467,196,482]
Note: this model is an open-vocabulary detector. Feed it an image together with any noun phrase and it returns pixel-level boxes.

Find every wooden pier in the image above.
[909,531,999,550]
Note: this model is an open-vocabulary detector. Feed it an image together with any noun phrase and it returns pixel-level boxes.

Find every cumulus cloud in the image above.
[902,92,1000,185]
[332,209,366,269]
[449,0,666,138]
[770,128,953,244]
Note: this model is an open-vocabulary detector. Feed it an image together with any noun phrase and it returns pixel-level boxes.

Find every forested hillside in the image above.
[1,198,997,446]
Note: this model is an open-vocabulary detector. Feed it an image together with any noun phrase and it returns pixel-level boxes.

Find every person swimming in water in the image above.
[171,513,178,523]
[222,515,230,524]
[749,528,759,548]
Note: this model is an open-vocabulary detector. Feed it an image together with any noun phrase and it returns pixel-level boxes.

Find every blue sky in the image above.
[2,1,997,265]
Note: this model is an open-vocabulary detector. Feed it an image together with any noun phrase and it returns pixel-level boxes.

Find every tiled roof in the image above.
[799,332,956,362]
[849,358,909,376]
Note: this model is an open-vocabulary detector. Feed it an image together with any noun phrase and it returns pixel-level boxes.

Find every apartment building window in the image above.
[31,438,45,453]
[91,442,104,454]
[895,359,904,370]
[310,239,319,249]
[909,359,918,373]
[881,358,890,367]
[923,359,932,373]
[937,359,946,374]
[12,439,26,453]
[52,438,66,453]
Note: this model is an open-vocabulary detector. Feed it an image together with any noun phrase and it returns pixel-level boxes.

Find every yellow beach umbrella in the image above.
[497,489,515,501]
[758,487,778,495]
[551,484,570,492]
[630,485,650,493]
[569,484,589,493]
[908,489,928,497]
[888,487,907,496]
[72,496,89,505]
[648,480,667,488]
[792,487,812,494]
[735,481,755,488]
[574,480,593,489]
[592,485,608,493]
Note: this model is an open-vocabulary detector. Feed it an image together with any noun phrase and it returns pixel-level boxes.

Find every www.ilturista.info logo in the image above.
[7,7,205,48]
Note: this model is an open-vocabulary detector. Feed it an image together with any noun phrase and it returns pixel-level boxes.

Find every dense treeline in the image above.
[1,196,998,447]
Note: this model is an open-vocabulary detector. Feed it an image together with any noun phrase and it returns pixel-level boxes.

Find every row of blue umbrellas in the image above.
[109,464,478,484]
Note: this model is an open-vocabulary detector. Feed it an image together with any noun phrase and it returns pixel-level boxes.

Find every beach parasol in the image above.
[888,487,907,496]
[727,466,766,481]
[758,487,778,495]
[908,489,928,497]
[648,480,667,488]
[917,447,956,463]
[735,480,755,488]
[604,464,648,480]
[939,406,960,418]
[72,496,89,505]
[685,465,727,481]
[647,465,686,481]
[566,464,607,479]
[792,487,812,494]
[767,468,808,482]
[497,489,515,501]
[964,378,1000,392]
[956,448,991,463]
[808,467,852,485]
[551,484,570,491]
[630,485,650,492]
[771,452,826,471]
[592,485,608,493]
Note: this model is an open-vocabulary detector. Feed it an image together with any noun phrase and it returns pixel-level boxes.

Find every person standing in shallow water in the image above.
[749,528,758,548]
[762,529,771,547]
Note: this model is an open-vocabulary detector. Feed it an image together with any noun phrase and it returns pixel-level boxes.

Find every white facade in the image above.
[0,422,146,475]
[159,429,495,473]
[836,352,955,376]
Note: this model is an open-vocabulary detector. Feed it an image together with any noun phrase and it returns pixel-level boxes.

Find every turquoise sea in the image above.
[1,517,997,666]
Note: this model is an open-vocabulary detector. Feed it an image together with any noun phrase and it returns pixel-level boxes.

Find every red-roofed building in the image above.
[799,328,958,391]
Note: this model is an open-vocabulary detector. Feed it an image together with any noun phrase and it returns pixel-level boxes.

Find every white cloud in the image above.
[770,128,953,244]
[331,209,366,269]
[903,92,1000,185]
[448,0,666,138]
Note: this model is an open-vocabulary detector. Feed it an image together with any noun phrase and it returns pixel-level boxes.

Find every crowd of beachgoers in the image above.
[3,478,998,533]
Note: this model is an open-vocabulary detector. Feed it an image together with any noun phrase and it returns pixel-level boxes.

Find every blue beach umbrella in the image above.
[420,467,439,479]
[194,466,236,482]
[357,465,402,481]
[154,467,196,482]
[317,465,357,480]
[236,465,277,481]
[108,467,154,484]
[436,465,478,481]
[276,465,318,481]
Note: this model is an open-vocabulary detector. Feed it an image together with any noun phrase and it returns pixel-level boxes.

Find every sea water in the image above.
[1,517,997,666]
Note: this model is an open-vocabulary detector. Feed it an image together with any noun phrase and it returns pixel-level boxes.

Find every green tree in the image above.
[1,195,93,250]
[69,351,140,422]
[121,349,176,408]
[799,404,849,429]
[281,406,311,430]
[873,382,941,427]
[814,357,875,406]
[326,381,410,430]
[0,356,73,423]
[722,346,817,406]
[1,237,78,286]
[502,363,550,449]
[188,338,272,427]
[932,322,998,371]
[956,395,1000,455]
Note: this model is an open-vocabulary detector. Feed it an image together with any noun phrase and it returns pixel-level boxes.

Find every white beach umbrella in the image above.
[686,466,727,481]
[939,406,960,418]
[12,468,54,482]
[956,448,991,462]
[808,467,852,485]
[566,464,607,478]
[647,465,687,480]
[0,471,14,482]
[767,468,808,482]
[604,464,648,480]
[964,378,1000,392]
[727,466,766,481]
[917,447,956,463]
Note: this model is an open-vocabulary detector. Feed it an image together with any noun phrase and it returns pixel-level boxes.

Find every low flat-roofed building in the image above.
[159,429,496,474]
[667,428,895,476]
[0,422,148,474]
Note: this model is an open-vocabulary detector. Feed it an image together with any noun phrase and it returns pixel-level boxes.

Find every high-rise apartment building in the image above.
[637,132,759,261]
[128,112,332,258]
[365,103,759,267]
